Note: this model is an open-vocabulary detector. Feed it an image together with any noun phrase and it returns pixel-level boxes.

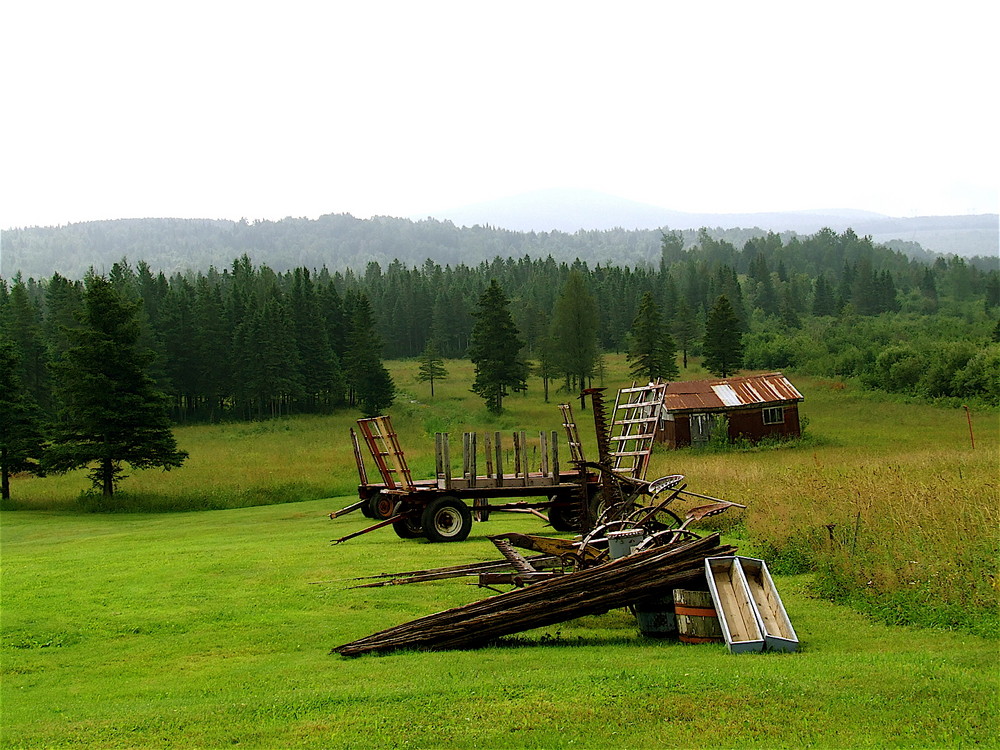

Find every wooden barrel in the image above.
[635,595,677,637]
[673,589,723,644]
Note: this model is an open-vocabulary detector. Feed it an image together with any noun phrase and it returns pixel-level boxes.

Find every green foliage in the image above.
[44,274,187,498]
[626,291,679,382]
[702,294,744,377]
[2,227,997,430]
[415,339,448,397]
[344,293,395,417]
[0,339,47,501]
[549,270,599,390]
[468,280,529,414]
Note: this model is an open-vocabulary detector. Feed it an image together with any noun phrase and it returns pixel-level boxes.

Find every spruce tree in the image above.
[468,280,528,414]
[416,339,448,397]
[672,297,698,369]
[0,339,48,501]
[626,292,679,382]
[703,294,744,378]
[45,274,187,498]
[344,293,395,417]
[550,270,599,397]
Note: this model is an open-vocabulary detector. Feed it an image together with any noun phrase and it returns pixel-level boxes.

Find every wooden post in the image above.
[442,433,452,490]
[520,430,528,486]
[513,431,522,480]
[551,431,560,479]
[462,432,470,481]
[435,432,444,485]
[539,431,549,477]
[963,405,975,450]
[484,433,494,483]
[470,432,477,487]
[495,432,503,487]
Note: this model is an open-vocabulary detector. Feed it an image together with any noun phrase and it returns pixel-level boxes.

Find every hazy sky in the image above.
[3,1,997,229]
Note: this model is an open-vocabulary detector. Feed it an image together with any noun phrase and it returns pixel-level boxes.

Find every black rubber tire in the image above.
[548,499,579,532]
[391,515,424,539]
[421,497,473,543]
[359,497,375,519]
[368,491,396,520]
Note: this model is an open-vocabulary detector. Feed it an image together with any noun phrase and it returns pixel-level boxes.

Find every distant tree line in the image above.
[5,214,997,283]
[2,226,998,430]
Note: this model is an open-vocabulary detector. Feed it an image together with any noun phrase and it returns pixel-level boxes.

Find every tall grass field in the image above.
[2,356,997,748]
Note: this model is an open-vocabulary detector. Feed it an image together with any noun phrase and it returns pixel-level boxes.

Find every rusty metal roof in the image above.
[662,372,803,413]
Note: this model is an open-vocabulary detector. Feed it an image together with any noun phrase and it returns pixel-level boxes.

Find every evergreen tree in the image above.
[703,294,744,378]
[191,277,231,421]
[416,339,448,397]
[672,297,698,369]
[779,288,802,329]
[468,280,528,414]
[812,273,837,316]
[626,292,679,382]
[5,279,49,410]
[289,268,344,412]
[0,339,48,501]
[749,254,779,316]
[533,333,561,403]
[550,270,600,396]
[45,274,187,498]
[344,293,395,417]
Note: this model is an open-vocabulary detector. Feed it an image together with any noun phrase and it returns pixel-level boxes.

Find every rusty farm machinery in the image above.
[330,382,744,544]
[327,384,805,656]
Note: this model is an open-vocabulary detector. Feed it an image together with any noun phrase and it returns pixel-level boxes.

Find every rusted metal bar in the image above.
[331,509,418,545]
[350,428,368,486]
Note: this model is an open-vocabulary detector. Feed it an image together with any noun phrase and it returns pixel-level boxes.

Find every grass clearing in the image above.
[3,354,998,747]
[3,502,998,749]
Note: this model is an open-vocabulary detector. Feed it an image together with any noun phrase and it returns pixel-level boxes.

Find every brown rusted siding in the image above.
[657,405,801,448]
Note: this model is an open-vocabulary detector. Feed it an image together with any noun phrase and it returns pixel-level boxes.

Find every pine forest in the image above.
[2,227,998,430]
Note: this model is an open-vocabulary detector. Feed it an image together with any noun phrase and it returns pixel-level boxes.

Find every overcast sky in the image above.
[3,1,997,229]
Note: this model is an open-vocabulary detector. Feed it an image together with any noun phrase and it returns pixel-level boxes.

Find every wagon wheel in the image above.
[595,499,638,526]
[368,491,397,520]
[391,514,424,539]
[633,528,701,553]
[625,505,683,533]
[421,497,473,543]
[548,496,582,532]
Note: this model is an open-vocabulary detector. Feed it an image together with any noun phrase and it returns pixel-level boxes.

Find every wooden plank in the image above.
[442,432,452,490]
[484,433,494,479]
[495,432,503,487]
[539,431,549,477]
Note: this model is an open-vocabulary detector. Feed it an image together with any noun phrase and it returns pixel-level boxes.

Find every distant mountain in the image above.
[2,193,996,280]
[420,188,998,257]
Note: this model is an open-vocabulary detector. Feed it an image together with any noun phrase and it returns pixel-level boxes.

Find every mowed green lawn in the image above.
[2,503,997,749]
[2,357,998,748]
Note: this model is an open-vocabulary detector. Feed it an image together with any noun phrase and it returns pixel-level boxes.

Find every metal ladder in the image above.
[608,381,667,480]
[558,402,586,463]
[355,416,415,490]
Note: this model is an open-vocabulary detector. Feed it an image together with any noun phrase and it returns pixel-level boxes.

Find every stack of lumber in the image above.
[334,533,734,656]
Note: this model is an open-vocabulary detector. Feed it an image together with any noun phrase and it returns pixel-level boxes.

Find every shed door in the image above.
[691,413,714,443]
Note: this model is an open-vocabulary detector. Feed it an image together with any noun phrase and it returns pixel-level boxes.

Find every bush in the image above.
[952,344,1000,404]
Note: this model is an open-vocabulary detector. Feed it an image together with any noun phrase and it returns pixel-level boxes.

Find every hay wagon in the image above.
[331,385,671,544]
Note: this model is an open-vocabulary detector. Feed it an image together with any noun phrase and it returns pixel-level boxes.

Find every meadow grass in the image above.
[2,501,997,749]
[2,354,998,747]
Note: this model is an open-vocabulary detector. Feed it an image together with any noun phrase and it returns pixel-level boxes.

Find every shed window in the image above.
[762,406,784,425]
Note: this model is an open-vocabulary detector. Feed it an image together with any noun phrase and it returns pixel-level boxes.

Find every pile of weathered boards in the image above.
[332,532,799,657]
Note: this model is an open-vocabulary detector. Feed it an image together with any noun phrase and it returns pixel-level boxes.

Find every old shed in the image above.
[656,372,804,448]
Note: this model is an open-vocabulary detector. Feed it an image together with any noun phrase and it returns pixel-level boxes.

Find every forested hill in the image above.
[2,214,996,281]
